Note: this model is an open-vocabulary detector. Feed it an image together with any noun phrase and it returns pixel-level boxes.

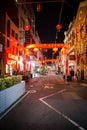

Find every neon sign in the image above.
[7,60,16,65]
[8,53,18,60]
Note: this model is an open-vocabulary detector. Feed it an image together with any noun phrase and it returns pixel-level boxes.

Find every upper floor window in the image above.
[11,29,18,40]
[15,33,18,40]
[11,29,15,37]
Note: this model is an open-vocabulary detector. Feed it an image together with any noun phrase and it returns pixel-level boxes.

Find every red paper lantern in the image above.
[24,25,30,31]
[53,48,58,52]
[56,24,62,30]
[33,48,39,52]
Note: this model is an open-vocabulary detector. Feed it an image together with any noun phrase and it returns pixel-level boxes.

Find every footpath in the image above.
[59,74,87,85]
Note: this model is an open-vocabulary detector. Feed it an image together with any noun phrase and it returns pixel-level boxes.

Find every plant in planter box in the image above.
[4,77,13,88]
[0,78,6,90]
[0,75,22,91]
[11,75,22,85]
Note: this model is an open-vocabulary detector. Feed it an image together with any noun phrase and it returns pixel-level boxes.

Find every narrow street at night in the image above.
[0,1,87,130]
[0,74,87,130]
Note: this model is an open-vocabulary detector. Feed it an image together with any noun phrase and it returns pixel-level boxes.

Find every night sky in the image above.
[32,0,84,59]
[32,0,84,43]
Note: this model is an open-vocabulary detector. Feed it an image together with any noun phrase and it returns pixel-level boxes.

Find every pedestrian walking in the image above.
[76,69,80,81]
[70,68,74,81]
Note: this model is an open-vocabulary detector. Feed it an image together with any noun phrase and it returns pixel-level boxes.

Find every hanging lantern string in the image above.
[58,1,64,24]
[55,0,64,43]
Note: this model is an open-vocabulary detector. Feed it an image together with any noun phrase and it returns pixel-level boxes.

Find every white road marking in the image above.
[29,90,37,93]
[39,90,86,130]
[44,85,54,89]
[30,85,34,87]
[40,89,66,100]
[44,84,55,89]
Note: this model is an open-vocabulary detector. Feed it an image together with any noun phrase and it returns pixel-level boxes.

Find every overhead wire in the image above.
[54,0,78,43]
[64,0,77,10]
[55,0,64,43]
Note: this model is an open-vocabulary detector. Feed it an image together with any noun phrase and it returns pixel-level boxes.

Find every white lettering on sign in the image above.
[8,53,18,60]
[7,60,16,65]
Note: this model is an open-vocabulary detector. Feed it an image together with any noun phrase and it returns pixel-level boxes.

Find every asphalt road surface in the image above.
[0,74,87,130]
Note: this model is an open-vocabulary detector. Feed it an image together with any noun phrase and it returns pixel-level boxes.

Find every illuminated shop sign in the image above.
[26,43,67,49]
[7,60,16,65]
[8,53,18,60]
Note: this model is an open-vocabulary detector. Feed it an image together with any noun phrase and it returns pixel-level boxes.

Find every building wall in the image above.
[0,1,42,75]
[63,0,87,80]
[74,0,87,80]
[5,13,19,74]
[63,19,76,76]
[0,13,6,75]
